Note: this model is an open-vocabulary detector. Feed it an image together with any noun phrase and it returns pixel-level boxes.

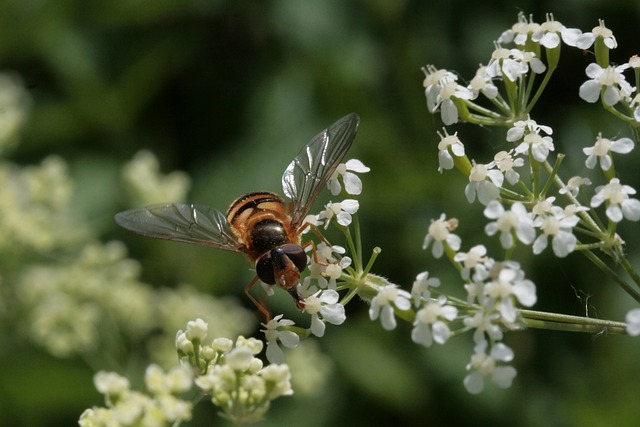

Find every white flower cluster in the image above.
[79,365,193,426]
[424,14,640,260]
[421,12,640,393]
[176,319,293,424]
[422,217,537,393]
[18,241,156,357]
[0,156,82,253]
[0,72,30,153]
[122,150,191,206]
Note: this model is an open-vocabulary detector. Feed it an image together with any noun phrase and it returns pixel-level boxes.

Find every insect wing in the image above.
[115,203,243,252]
[282,113,360,227]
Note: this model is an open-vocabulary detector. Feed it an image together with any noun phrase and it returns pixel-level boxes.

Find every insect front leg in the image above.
[244,276,272,322]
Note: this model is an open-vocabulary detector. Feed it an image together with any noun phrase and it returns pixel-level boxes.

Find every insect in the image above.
[115,113,360,320]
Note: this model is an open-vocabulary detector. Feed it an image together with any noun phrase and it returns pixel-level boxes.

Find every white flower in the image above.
[422,214,461,258]
[507,118,555,163]
[463,309,503,345]
[497,13,531,45]
[437,129,465,172]
[559,176,592,197]
[328,159,370,195]
[453,244,489,280]
[369,284,412,330]
[625,308,640,336]
[411,271,441,305]
[506,118,553,142]
[184,318,208,341]
[508,120,555,162]
[484,265,537,323]
[531,14,563,48]
[532,209,579,257]
[317,199,359,229]
[467,65,498,99]
[493,150,524,185]
[464,342,517,394]
[484,201,535,249]
[411,296,457,347]
[0,72,30,152]
[302,243,349,289]
[579,63,632,106]
[591,178,640,223]
[422,66,474,125]
[261,315,300,364]
[94,371,130,398]
[583,133,634,170]
[122,150,191,206]
[575,19,617,50]
[145,365,192,396]
[465,162,502,205]
[486,48,545,82]
[303,289,346,337]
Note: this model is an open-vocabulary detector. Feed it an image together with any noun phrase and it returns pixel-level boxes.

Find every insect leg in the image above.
[244,276,272,322]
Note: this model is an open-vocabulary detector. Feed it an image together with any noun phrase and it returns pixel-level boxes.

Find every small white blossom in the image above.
[465,162,502,205]
[411,271,441,305]
[579,63,632,106]
[328,159,370,195]
[533,208,579,257]
[591,178,640,223]
[422,214,462,258]
[184,318,208,341]
[493,150,524,185]
[531,14,564,49]
[583,133,634,170]
[625,308,640,336]
[317,199,359,229]
[94,371,130,398]
[486,47,545,82]
[559,176,592,197]
[0,73,30,152]
[508,118,555,162]
[122,150,191,206]
[484,201,535,249]
[484,265,537,323]
[302,243,349,290]
[303,289,346,337]
[467,65,499,99]
[453,244,489,281]
[463,309,503,345]
[261,315,300,364]
[411,296,457,347]
[497,12,535,46]
[464,342,517,394]
[369,284,412,330]
[437,129,465,172]
[575,19,617,50]
[422,66,474,125]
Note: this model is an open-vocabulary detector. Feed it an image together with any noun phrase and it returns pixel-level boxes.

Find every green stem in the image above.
[583,250,640,303]
[520,309,627,334]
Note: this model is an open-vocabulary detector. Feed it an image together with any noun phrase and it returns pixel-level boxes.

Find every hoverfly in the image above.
[115,113,360,320]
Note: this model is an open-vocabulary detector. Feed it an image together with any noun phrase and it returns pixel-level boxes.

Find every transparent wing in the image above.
[282,113,360,227]
[114,203,243,252]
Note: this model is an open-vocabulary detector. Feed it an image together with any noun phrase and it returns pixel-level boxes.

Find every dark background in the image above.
[1,1,640,426]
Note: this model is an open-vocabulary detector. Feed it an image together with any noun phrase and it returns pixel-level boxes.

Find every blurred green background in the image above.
[2,0,640,426]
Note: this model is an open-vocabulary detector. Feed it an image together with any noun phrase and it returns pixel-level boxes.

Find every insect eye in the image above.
[281,243,307,272]
[256,253,276,285]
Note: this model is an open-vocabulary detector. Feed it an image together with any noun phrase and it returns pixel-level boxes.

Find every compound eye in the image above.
[256,253,275,284]
[281,243,307,272]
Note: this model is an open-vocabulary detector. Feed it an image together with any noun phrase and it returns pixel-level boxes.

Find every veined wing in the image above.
[282,113,360,228]
[114,203,243,252]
